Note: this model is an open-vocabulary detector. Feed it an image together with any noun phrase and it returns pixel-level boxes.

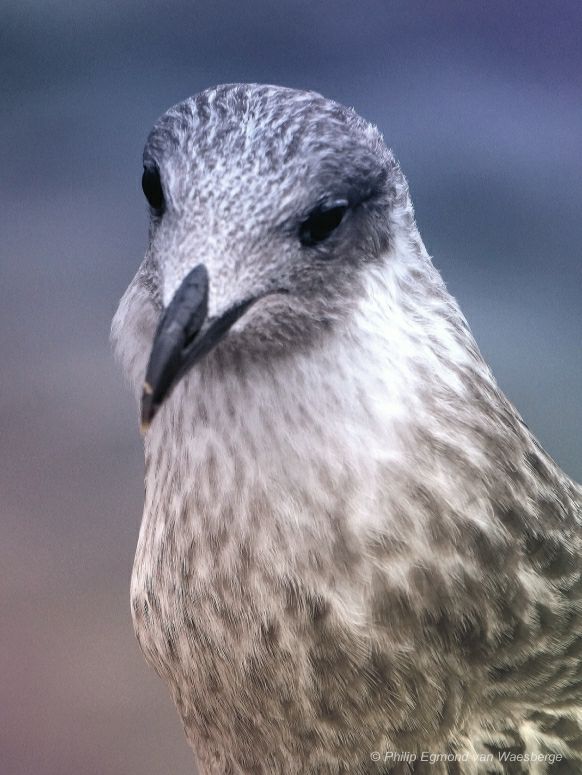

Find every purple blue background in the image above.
[2,2,581,773]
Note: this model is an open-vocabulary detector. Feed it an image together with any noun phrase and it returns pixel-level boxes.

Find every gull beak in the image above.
[140,263,268,433]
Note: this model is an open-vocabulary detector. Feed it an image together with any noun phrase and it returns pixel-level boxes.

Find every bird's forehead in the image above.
[143,84,387,199]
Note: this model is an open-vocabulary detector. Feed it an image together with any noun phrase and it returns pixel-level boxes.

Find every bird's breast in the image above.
[127,338,518,766]
[129,413,483,770]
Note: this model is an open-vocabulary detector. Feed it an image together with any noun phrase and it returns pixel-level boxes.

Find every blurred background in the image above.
[1,2,581,773]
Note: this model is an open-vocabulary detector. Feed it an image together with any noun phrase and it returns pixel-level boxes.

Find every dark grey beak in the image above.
[140,263,258,432]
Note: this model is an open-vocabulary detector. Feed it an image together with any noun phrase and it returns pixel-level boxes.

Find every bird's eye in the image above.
[142,164,165,214]
[299,200,349,246]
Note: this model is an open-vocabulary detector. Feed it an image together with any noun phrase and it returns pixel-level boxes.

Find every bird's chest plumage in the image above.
[130,451,388,771]
[128,349,543,772]
[128,369,469,769]
[131,394,376,688]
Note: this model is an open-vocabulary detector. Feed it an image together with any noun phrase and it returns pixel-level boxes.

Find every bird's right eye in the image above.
[299,199,349,247]
[142,164,165,214]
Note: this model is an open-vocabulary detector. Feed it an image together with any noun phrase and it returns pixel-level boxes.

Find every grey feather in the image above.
[111,84,582,774]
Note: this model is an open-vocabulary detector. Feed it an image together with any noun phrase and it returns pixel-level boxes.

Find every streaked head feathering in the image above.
[112,83,439,427]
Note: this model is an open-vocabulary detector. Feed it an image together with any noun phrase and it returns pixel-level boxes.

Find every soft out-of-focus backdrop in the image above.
[1,2,581,773]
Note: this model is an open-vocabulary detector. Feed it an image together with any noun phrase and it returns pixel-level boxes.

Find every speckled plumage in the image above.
[112,84,582,774]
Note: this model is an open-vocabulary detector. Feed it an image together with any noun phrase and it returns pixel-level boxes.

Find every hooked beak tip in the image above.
[140,383,156,434]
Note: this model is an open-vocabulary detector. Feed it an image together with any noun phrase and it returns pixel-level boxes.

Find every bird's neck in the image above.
[144,240,503,530]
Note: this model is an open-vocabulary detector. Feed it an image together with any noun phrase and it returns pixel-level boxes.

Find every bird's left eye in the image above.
[299,199,349,246]
[142,164,165,214]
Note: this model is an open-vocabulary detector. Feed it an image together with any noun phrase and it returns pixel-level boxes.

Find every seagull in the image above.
[112,84,582,774]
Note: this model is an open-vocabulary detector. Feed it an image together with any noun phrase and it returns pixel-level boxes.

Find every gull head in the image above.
[112,84,418,431]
